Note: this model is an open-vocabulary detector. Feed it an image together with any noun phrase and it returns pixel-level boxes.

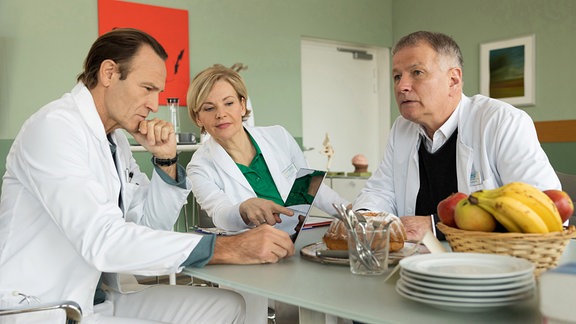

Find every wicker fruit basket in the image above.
[437,222,576,277]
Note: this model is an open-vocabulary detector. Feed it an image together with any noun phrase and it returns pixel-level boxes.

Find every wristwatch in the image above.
[152,154,179,166]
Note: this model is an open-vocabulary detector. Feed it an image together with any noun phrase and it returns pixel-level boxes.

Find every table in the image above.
[183,227,574,323]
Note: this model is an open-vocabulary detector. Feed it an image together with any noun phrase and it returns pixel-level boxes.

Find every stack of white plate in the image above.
[396,253,535,312]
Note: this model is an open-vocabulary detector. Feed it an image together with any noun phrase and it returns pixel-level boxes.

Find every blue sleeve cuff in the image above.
[153,163,187,189]
[180,234,216,268]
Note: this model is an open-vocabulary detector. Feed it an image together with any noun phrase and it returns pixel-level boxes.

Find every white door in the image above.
[300,39,390,175]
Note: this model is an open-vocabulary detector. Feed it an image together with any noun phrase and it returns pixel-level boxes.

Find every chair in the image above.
[0,300,82,323]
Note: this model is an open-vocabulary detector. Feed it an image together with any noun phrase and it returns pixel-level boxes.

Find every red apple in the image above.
[544,189,574,223]
[437,192,468,228]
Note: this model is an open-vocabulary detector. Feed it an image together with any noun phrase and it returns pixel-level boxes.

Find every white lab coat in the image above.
[187,125,348,232]
[354,94,560,216]
[0,83,200,318]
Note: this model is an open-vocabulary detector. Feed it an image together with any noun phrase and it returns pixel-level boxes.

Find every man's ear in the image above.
[449,67,462,89]
[99,59,117,87]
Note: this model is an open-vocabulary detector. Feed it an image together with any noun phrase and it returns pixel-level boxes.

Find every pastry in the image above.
[322,212,406,252]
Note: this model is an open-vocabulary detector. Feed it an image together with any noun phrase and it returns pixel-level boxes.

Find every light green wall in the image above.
[0,0,393,140]
[391,0,576,174]
[0,0,393,185]
[392,0,576,121]
[1,0,576,175]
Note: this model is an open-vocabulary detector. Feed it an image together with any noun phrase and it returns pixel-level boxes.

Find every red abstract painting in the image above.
[98,0,189,106]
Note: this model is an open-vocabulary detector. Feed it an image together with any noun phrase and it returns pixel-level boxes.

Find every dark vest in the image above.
[415,129,459,219]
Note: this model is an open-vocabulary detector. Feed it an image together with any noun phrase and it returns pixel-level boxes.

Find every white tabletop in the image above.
[183,227,563,323]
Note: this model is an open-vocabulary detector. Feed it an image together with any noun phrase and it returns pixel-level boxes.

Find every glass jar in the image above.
[167,98,181,136]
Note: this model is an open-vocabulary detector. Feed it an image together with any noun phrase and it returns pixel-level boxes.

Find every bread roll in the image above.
[322,212,406,252]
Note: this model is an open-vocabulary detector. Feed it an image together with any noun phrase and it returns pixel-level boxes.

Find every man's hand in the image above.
[239,198,294,226]
[130,118,178,179]
[131,118,177,158]
[400,215,433,241]
[209,225,295,264]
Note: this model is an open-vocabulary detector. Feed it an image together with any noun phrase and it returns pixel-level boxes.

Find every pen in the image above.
[125,169,134,183]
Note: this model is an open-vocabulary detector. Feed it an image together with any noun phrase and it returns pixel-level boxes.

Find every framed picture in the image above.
[480,34,535,106]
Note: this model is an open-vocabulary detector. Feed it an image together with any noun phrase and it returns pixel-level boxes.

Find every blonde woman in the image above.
[186,64,348,234]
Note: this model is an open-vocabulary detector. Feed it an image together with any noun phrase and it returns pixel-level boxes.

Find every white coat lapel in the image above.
[111,131,134,212]
[248,128,292,199]
[455,96,479,193]
[404,134,421,215]
[456,134,473,193]
[207,138,253,192]
[72,83,120,200]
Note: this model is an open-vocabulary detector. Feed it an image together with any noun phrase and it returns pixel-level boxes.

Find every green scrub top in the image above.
[236,134,284,206]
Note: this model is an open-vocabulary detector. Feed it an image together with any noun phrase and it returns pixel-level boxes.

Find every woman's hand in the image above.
[239,198,294,226]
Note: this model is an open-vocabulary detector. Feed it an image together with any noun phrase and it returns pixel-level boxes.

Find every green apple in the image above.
[454,199,497,232]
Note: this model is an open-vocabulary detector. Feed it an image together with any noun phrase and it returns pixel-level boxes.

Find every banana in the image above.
[474,182,563,232]
[468,194,522,233]
[469,192,549,233]
[501,182,563,232]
